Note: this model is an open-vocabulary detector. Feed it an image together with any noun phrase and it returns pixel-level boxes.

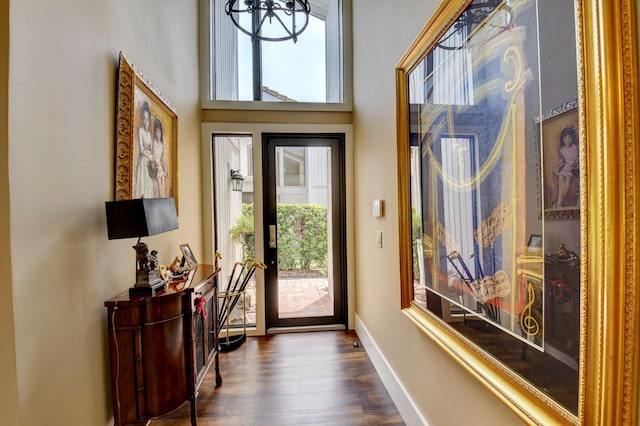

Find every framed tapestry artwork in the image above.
[114,52,178,209]
[395,0,639,425]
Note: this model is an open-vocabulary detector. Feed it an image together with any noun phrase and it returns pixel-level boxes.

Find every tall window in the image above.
[213,135,257,327]
[209,0,345,104]
[439,136,483,273]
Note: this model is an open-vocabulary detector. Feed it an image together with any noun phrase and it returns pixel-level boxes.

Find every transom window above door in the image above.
[204,0,351,109]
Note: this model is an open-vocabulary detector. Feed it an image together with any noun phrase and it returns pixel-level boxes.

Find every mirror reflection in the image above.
[407,0,580,414]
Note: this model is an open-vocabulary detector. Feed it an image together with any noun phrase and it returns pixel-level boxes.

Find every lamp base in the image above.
[129,279,166,297]
[130,270,166,297]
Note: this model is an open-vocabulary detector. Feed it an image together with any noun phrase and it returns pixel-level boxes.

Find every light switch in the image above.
[376,231,382,248]
[372,199,383,217]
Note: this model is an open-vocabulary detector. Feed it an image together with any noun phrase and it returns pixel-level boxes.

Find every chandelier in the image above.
[225,0,311,43]
[436,0,512,50]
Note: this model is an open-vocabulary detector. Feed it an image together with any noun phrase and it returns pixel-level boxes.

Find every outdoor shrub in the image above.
[229,203,328,272]
[276,204,327,272]
[412,207,423,280]
[229,203,255,260]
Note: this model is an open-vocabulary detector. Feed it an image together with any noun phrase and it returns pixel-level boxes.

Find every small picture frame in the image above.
[179,243,198,270]
[526,234,543,256]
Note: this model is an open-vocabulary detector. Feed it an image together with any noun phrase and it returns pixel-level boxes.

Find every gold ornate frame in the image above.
[395,0,639,424]
[114,52,178,207]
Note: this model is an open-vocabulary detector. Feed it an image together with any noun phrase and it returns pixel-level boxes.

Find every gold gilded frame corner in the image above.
[395,0,640,424]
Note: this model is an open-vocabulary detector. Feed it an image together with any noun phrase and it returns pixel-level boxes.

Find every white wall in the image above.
[6,0,202,424]
[351,1,524,424]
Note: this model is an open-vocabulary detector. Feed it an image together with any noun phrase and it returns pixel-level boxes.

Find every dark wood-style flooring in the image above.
[152,330,405,425]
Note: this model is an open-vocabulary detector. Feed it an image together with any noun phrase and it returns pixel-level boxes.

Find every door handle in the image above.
[269,225,277,248]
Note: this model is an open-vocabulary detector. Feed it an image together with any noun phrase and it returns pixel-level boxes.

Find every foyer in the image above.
[152,331,404,425]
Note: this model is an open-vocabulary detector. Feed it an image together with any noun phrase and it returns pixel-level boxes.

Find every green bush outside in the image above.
[230,203,328,273]
[229,203,256,260]
[412,207,423,279]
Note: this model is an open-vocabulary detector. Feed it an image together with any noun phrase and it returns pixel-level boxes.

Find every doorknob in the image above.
[269,225,277,248]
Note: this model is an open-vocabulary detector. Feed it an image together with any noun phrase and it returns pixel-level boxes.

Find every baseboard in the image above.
[267,324,346,334]
[355,315,428,426]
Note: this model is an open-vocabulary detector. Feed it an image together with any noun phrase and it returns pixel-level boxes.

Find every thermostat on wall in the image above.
[372,198,383,217]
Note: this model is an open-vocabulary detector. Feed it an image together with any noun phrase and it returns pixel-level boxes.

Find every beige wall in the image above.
[6,0,201,424]
[351,1,524,424]
[3,1,638,425]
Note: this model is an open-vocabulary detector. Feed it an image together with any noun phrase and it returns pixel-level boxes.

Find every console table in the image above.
[544,258,580,364]
[104,264,222,425]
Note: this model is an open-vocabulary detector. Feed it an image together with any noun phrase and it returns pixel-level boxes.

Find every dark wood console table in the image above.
[105,264,222,425]
[544,258,580,364]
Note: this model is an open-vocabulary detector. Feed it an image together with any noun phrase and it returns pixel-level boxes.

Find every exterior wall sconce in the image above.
[231,169,245,192]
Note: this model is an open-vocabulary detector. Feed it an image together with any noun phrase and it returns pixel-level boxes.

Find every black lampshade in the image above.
[105,198,178,240]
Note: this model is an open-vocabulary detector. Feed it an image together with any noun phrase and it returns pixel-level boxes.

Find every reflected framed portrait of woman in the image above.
[541,101,579,219]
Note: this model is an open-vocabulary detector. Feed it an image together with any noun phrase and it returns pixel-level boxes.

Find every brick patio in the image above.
[278,277,333,318]
[224,276,332,325]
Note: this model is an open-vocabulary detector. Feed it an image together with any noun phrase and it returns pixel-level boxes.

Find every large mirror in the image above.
[396,0,639,423]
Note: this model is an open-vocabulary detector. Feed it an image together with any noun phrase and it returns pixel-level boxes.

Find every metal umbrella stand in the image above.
[217,259,266,352]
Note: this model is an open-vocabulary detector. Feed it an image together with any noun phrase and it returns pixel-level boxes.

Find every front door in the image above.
[262,133,346,330]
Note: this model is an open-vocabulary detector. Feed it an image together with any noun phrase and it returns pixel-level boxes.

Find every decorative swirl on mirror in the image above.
[503,46,523,93]
[519,282,540,338]
[425,44,528,190]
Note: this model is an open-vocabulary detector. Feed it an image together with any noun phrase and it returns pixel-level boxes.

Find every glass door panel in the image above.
[213,135,256,327]
[263,134,346,329]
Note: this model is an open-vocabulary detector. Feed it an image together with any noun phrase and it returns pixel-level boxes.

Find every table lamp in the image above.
[105,197,179,296]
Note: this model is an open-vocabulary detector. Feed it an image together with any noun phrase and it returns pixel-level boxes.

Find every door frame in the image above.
[201,123,354,336]
[262,133,347,330]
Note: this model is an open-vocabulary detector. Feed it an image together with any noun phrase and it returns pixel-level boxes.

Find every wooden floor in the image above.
[152,330,405,425]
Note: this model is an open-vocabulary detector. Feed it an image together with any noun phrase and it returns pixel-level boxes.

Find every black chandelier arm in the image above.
[226,1,310,16]
[253,11,308,42]
[225,0,311,43]
[253,0,309,16]
[257,8,288,34]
